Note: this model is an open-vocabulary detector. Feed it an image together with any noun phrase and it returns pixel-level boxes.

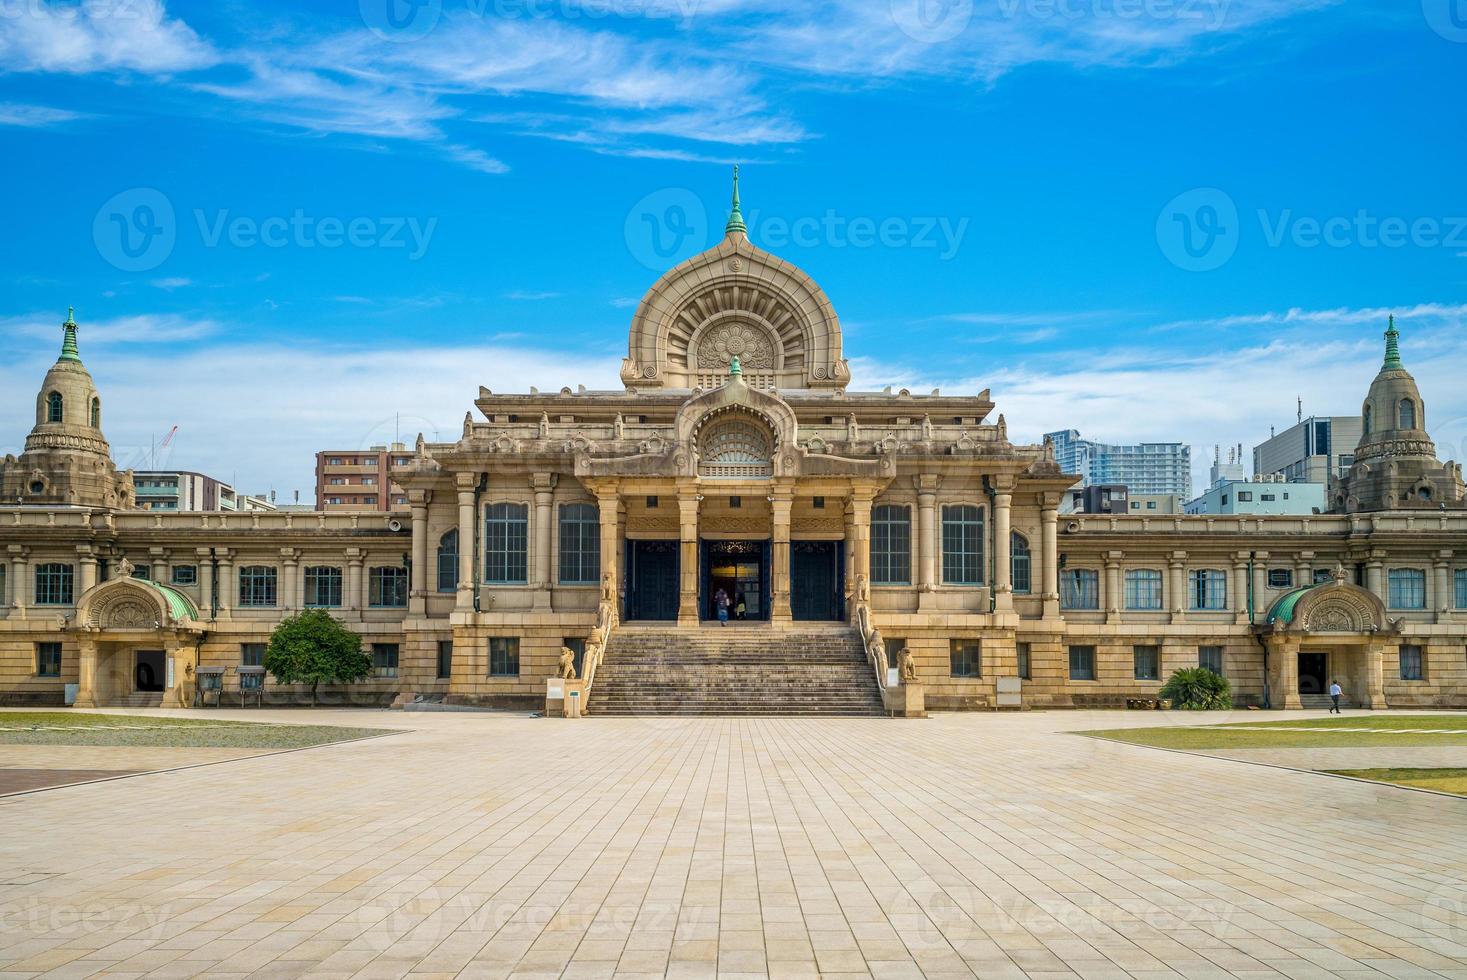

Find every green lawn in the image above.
[1079,714,1467,749]
[1326,768,1467,795]
[0,711,399,749]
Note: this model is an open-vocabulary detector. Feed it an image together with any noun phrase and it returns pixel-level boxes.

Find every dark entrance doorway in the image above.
[626,540,679,621]
[700,540,769,621]
[791,540,844,621]
[1298,651,1329,694]
[134,649,166,692]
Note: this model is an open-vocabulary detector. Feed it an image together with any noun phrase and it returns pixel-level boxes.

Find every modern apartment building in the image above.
[1045,429,1192,497]
[133,470,274,512]
[315,444,412,511]
[1184,475,1327,515]
[1254,416,1364,485]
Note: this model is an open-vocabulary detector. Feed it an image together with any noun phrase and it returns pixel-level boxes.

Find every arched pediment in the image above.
[1265,580,1391,636]
[673,373,800,478]
[74,576,202,633]
[622,234,850,391]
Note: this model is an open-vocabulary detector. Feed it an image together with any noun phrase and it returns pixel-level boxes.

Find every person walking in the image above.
[1329,679,1343,714]
[714,587,730,626]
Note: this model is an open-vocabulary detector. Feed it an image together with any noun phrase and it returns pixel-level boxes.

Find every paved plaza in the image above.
[2,710,1466,979]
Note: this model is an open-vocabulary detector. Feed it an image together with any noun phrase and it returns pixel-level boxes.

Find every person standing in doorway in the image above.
[714,587,730,626]
[1329,679,1343,714]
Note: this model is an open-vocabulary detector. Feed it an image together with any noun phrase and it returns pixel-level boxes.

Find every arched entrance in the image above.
[1258,571,1395,709]
[70,574,206,708]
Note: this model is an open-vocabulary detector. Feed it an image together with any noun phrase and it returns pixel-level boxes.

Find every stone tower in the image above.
[1331,316,1465,512]
[0,309,135,509]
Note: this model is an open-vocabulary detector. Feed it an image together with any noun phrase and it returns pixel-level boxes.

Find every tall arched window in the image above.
[90,397,100,428]
[1011,532,1031,595]
[1362,404,1372,435]
[1399,398,1416,429]
[558,503,600,585]
[484,502,529,584]
[699,415,773,479]
[437,529,458,593]
[46,391,63,423]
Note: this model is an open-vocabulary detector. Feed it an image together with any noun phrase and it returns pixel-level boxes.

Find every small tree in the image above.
[1160,667,1232,710]
[264,609,372,707]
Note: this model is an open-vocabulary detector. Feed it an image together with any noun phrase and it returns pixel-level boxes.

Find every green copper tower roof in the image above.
[1382,314,1401,370]
[725,165,746,236]
[59,306,81,362]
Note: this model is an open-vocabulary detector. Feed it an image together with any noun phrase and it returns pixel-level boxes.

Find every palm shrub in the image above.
[1159,667,1232,710]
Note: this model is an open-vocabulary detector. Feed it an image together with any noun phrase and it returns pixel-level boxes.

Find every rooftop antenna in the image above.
[1297,396,1303,425]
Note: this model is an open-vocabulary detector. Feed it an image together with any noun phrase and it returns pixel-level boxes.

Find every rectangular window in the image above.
[1124,569,1163,610]
[171,565,197,586]
[34,563,74,605]
[304,566,343,607]
[1399,644,1424,681]
[1016,641,1031,680]
[1237,491,1253,502]
[484,502,529,584]
[1190,569,1227,610]
[558,503,600,585]
[1199,645,1224,675]
[489,637,520,677]
[872,504,913,585]
[1388,568,1426,610]
[1133,645,1160,681]
[372,643,400,678]
[1267,568,1294,589]
[950,639,980,678]
[437,640,453,680]
[1068,645,1096,681]
[1011,535,1032,594]
[939,504,983,585]
[1313,568,1334,585]
[36,642,61,677]
[241,642,266,667]
[1457,569,1467,609]
[238,566,277,607]
[369,566,408,607]
[0,563,6,604]
[1060,569,1099,610]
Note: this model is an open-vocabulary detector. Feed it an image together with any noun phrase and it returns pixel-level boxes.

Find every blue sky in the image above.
[2,0,1466,500]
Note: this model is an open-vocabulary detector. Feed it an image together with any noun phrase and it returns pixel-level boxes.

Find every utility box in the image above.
[996,676,1022,709]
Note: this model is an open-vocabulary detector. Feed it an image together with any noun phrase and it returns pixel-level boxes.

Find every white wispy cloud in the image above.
[504,290,561,301]
[149,277,193,291]
[0,0,216,74]
[0,101,85,127]
[0,312,221,345]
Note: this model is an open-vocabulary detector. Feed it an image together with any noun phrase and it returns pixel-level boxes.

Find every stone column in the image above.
[1365,552,1385,604]
[149,547,167,584]
[597,487,622,615]
[8,546,27,615]
[915,474,939,595]
[74,637,99,709]
[532,474,557,610]
[216,550,234,616]
[1276,637,1302,709]
[1168,552,1187,625]
[1296,550,1315,592]
[771,484,794,624]
[1040,495,1060,619]
[347,550,364,613]
[993,478,1015,612]
[196,548,214,617]
[1233,553,1251,625]
[281,549,299,612]
[1362,642,1387,709]
[849,491,873,613]
[1103,551,1122,623]
[1434,550,1452,624]
[456,473,477,612]
[677,488,700,625]
[1250,551,1269,625]
[77,546,98,596]
[409,489,430,615]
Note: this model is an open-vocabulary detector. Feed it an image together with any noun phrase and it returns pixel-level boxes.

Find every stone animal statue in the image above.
[898,646,918,683]
[557,646,578,680]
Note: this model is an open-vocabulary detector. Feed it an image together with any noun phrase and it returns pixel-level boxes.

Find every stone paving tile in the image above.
[0,709,1465,979]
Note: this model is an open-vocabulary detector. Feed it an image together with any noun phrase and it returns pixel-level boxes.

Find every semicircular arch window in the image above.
[699,418,772,479]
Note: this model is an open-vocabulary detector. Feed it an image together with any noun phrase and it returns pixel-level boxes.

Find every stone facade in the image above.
[3,180,1466,713]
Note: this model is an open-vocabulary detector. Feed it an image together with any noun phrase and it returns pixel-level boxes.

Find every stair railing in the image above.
[580,597,618,702]
[853,601,895,693]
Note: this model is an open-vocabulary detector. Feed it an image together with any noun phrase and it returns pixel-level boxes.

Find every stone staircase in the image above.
[103,692,164,708]
[1299,693,1354,711]
[589,624,885,717]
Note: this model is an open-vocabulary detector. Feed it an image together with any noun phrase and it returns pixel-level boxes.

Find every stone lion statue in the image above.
[897,646,918,683]
[557,647,578,680]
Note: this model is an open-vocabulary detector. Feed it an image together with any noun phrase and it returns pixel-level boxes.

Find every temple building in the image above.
[2,175,1466,713]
